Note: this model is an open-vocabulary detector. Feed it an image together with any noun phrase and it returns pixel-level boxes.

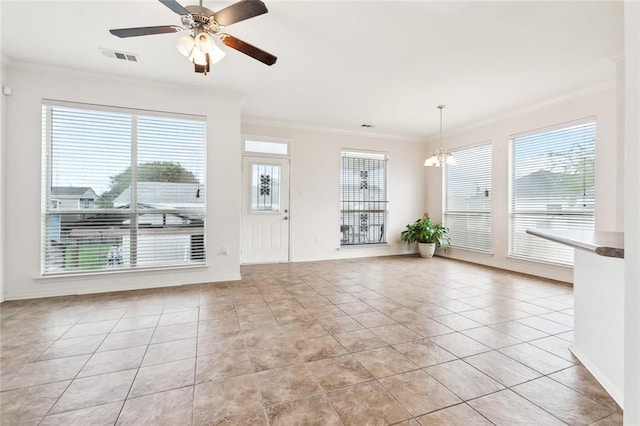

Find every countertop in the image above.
[526,229,624,259]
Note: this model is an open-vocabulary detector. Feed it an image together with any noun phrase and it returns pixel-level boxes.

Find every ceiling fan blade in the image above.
[220,34,277,66]
[159,0,190,16]
[110,26,183,38]
[213,0,268,26]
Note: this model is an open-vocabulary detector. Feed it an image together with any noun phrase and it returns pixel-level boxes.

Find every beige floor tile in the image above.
[150,322,197,344]
[489,320,548,341]
[195,350,253,382]
[266,394,341,426]
[1,257,617,426]
[238,313,279,331]
[117,387,193,426]
[2,353,89,391]
[590,412,624,425]
[351,311,396,328]
[328,381,410,425]
[38,334,106,360]
[498,343,574,374]
[425,359,504,400]
[61,320,118,339]
[515,316,572,334]
[379,369,461,416]
[392,339,457,367]
[157,309,199,327]
[256,364,323,405]
[193,374,265,425]
[79,346,146,378]
[40,401,123,426]
[529,335,579,362]
[462,326,521,349]
[337,301,376,315]
[319,316,364,334]
[306,354,374,391]
[50,369,136,414]
[141,338,196,366]
[468,389,565,425]
[549,365,621,411]
[98,328,154,352]
[429,332,491,358]
[370,323,421,345]
[403,318,454,338]
[129,358,195,397]
[433,313,483,331]
[1,381,70,424]
[464,350,541,387]
[111,315,159,332]
[512,376,616,424]
[353,346,418,378]
[294,335,347,362]
[333,329,387,353]
[416,403,492,425]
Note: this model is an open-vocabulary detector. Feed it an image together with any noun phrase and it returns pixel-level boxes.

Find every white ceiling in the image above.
[1,1,624,139]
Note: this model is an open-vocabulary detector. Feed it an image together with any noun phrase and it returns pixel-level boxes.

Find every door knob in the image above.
[284,216,289,220]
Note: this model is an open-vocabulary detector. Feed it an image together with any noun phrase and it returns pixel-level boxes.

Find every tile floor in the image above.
[0,256,623,425]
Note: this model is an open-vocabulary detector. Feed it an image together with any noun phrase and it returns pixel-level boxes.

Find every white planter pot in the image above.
[418,242,436,258]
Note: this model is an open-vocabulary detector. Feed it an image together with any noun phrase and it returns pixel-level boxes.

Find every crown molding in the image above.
[5,59,245,102]
[241,117,424,144]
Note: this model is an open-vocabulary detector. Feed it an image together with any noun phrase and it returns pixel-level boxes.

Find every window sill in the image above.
[36,263,209,280]
[506,255,573,269]
[339,243,391,250]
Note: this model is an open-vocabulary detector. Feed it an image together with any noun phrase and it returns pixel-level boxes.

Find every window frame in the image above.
[339,149,389,246]
[41,100,207,276]
[443,141,493,254]
[508,118,596,266]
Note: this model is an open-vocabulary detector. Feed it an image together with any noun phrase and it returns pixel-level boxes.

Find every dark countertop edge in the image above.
[526,229,624,259]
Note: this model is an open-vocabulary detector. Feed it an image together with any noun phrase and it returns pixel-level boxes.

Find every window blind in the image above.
[444,143,492,252]
[510,120,596,265]
[340,151,388,245]
[42,103,206,275]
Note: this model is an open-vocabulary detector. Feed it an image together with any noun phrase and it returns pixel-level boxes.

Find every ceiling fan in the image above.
[109,0,277,74]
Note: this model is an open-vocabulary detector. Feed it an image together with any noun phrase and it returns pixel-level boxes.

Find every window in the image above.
[340,150,387,245]
[42,102,206,275]
[510,120,596,265]
[444,143,492,252]
[244,139,288,156]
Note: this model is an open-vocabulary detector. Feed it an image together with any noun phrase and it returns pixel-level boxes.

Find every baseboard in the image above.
[3,272,242,301]
[569,343,624,409]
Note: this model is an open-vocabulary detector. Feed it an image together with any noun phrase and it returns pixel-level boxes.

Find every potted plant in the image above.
[400,215,450,258]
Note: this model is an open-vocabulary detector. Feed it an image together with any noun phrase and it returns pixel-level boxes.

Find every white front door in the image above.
[241,156,290,264]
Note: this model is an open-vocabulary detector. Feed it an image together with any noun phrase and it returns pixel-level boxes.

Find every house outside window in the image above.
[444,143,492,252]
[42,102,206,274]
[509,120,596,265]
[340,150,388,245]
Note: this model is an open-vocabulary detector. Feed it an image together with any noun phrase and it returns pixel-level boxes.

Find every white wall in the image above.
[3,63,244,300]
[242,123,428,262]
[0,0,5,302]
[424,88,619,283]
[624,1,640,423]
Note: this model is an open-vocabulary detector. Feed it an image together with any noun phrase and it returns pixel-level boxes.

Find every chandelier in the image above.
[424,105,456,167]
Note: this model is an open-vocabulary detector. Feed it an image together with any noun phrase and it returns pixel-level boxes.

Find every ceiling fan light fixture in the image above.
[194,32,216,53]
[175,34,195,58]
[208,43,226,64]
[190,48,208,66]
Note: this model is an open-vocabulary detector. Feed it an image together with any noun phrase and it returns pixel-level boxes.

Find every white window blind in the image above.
[510,120,596,265]
[340,150,388,245]
[42,103,206,275]
[444,143,492,252]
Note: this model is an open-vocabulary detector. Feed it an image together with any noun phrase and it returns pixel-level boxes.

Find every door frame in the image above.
[241,136,291,264]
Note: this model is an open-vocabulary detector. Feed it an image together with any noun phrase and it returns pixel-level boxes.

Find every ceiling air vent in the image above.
[101,48,139,63]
